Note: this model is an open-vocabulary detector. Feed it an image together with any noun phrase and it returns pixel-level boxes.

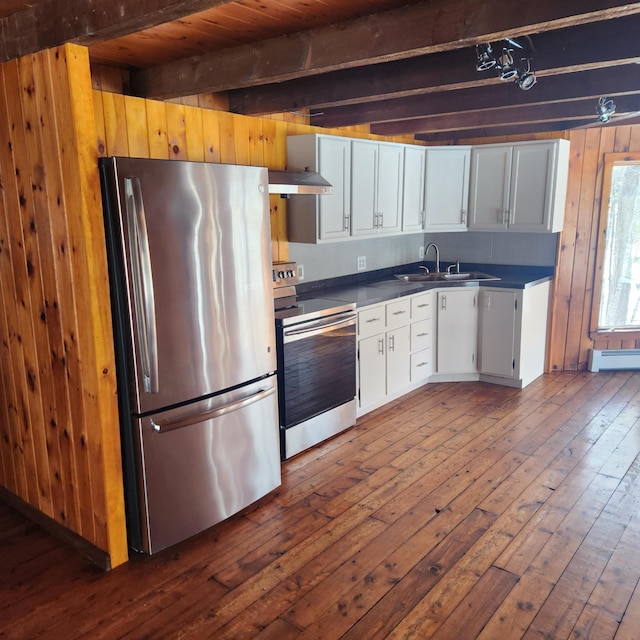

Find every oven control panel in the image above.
[272,261,298,304]
[272,261,299,287]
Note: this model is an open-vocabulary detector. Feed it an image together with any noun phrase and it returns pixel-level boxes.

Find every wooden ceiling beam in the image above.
[372,94,640,135]
[227,13,640,115]
[0,0,235,62]
[416,120,590,142]
[312,65,640,128]
[132,0,640,99]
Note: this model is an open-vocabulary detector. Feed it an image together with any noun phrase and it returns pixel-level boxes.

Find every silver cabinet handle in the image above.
[125,177,159,394]
[388,334,395,352]
[344,214,350,231]
[151,386,276,433]
[417,332,429,337]
[461,209,467,224]
[417,303,429,308]
[392,310,406,316]
[378,337,384,355]
[441,295,447,311]
[366,317,382,323]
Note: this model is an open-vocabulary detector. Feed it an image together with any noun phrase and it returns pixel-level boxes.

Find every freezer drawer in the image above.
[136,377,281,553]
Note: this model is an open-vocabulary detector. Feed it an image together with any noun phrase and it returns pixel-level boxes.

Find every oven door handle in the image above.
[283,312,356,342]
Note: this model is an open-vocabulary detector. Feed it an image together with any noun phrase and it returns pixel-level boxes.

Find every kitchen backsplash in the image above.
[290,232,558,283]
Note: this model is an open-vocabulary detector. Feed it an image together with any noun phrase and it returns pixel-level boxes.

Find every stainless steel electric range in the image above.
[272,262,357,460]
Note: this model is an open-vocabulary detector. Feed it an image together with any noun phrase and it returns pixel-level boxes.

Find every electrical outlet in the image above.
[297,264,304,280]
[357,256,366,271]
[419,246,425,259]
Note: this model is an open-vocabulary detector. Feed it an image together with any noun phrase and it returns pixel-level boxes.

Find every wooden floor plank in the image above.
[1,372,640,640]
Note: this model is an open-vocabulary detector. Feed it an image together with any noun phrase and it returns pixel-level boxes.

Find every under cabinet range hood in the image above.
[267,169,333,195]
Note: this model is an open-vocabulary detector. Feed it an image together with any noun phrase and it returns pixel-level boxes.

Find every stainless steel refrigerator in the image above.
[99,157,281,554]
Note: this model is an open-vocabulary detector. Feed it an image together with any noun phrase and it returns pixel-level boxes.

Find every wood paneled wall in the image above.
[0,45,127,567]
[550,125,640,371]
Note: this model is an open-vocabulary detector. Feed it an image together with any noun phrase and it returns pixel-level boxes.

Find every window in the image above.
[591,153,640,337]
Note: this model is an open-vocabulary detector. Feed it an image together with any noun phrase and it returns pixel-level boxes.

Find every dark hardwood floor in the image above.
[2,371,640,639]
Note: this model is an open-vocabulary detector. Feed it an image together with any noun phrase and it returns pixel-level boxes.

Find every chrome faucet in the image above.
[424,243,440,274]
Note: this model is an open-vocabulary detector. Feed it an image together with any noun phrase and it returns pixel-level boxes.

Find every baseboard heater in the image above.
[588,349,640,372]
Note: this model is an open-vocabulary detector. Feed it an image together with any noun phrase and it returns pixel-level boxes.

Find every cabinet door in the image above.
[424,147,471,232]
[318,136,352,240]
[386,325,411,395]
[377,143,403,234]
[508,142,556,232]
[478,289,517,378]
[468,145,512,230]
[358,334,386,409]
[402,146,426,232]
[351,140,378,236]
[436,289,478,373]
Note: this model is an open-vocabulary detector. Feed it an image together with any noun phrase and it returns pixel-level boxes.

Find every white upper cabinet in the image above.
[468,144,513,230]
[424,146,471,232]
[351,140,403,236]
[468,139,570,233]
[286,134,351,243]
[402,145,426,232]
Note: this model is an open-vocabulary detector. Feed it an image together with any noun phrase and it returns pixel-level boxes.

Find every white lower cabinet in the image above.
[357,292,432,415]
[356,281,550,415]
[478,282,550,388]
[436,289,478,374]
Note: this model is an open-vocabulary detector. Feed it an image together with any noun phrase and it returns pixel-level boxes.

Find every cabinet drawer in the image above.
[358,305,386,338]
[411,349,432,381]
[411,292,433,320]
[386,298,411,329]
[410,320,431,352]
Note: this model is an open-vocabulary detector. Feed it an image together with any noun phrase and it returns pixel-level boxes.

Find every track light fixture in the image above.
[596,97,616,123]
[475,38,537,90]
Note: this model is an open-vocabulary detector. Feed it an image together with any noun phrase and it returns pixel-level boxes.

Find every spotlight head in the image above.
[497,49,518,81]
[516,58,536,90]
[476,43,496,71]
[596,97,616,123]
[517,72,537,90]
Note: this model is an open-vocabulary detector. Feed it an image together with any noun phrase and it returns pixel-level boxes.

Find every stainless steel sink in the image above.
[394,271,501,283]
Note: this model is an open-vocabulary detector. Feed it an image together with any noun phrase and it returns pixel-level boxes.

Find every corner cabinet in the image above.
[351,140,403,236]
[478,281,550,388]
[468,139,570,233]
[286,134,352,243]
[424,146,471,232]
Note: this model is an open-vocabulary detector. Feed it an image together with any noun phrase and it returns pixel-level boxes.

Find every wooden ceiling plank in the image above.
[132,0,640,98]
[228,14,640,115]
[372,94,640,135]
[313,65,640,128]
[0,0,237,61]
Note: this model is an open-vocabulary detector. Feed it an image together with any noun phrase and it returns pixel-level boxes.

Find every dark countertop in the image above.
[297,262,554,308]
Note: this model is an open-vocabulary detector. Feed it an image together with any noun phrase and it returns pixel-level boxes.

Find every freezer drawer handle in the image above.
[151,386,276,433]
[125,177,159,394]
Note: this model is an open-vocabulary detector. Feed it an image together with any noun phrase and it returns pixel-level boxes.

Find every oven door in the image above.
[278,310,356,454]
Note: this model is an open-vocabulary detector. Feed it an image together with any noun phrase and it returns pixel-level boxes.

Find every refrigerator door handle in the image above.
[125,177,159,394]
[150,385,276,433]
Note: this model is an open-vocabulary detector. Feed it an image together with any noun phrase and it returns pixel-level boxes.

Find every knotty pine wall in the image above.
[0,45,127,567]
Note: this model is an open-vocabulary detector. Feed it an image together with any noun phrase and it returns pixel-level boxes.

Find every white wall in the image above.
[290,232,558,282]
